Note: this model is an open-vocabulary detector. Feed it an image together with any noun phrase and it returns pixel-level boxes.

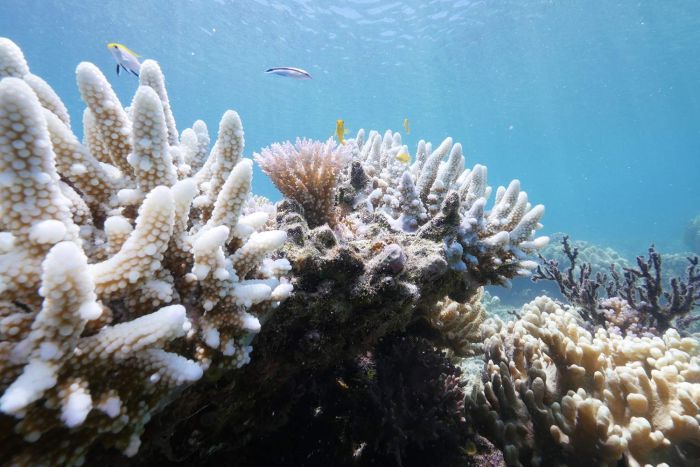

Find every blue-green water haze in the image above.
[1,0,698,257]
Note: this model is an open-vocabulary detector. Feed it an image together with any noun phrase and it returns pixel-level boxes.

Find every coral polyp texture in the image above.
[429,288,488,357]
[0,38,290,464]
[254,138,352,228]
[468,296,700,467]
[259,128,548,289]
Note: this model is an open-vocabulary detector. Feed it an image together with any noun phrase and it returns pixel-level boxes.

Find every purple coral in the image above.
[254,138,352,228]
[533,236,700,334]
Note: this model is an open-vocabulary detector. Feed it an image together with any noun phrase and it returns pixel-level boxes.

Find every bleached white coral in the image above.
[0,37,291,465]
[76,61,133,177]
[128,85,177,192]
[347,128,547,284]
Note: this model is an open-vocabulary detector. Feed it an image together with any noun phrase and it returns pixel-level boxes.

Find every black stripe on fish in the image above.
[266,67,304,73]
[116,64,121,75]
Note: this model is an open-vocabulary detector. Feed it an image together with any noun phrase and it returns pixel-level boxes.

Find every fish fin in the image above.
[116,64,121,75]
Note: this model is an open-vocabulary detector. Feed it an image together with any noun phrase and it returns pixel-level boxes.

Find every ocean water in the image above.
[1,0,698,257]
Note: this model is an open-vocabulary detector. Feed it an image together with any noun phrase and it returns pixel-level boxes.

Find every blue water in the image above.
[1,0,698,256]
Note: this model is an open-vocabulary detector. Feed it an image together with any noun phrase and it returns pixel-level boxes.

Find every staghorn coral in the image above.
[539,232,630,273]
[468,295,700,467]
[254,138,352,228]
[534,235,700,335]
[336,129,548,288]
[0,38,291,464]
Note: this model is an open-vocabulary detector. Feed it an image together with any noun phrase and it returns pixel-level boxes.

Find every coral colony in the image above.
[0,38,290,464]
[0,36,698,467]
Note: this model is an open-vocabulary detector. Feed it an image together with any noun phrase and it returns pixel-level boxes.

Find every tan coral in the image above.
[470,295,700,467]
[430,288,487,357]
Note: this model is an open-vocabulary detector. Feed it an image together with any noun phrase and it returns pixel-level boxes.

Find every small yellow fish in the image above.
[403,118,410,135]
[463,440,477,456]
[336,119,346,145]
[336,378,349,389]
[107,43,141,77]
[395,152,410,164]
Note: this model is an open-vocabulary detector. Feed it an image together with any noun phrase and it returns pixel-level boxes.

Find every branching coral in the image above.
[254,138,352,228]
[468,295,700,467]
[534,235,700,335]
[2,35,551,466]
[149,127,551,464]
[0,38,290,464]
[338,129,548,288]
[429,288,488,357]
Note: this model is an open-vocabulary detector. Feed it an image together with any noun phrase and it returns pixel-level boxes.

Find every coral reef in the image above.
[117,122,547,463]
[539,232,630,273]
[0,38,290,464]
[429,288,488,357]
[1,37,549,466]
[534,235,700,335]
[468,295,700,467]
[254,138,352,228]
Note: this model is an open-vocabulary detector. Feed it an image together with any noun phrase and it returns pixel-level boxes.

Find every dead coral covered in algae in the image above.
[0,38,291,465]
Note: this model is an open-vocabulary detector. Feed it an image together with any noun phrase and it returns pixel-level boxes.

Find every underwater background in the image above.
[1,0,698,256]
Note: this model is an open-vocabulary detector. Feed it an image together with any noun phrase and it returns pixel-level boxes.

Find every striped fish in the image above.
[265,67,312,80]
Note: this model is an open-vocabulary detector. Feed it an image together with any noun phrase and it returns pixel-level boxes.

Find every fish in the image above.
[264,67,312,80]
[336,378,349,390]
[395,151,410,164]
[462,441,477,456]
[403,117,410,134]
[107,43,141,77]
[336,119,347,144]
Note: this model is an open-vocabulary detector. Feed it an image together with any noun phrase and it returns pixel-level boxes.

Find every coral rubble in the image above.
[0,38,290,464]
[468,295,700,467]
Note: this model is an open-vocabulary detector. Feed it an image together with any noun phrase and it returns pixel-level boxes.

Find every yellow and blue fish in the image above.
[107,43,141,77]
[403,118,410,135]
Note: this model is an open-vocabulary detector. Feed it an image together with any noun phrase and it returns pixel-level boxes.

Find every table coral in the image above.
[468,295,700,467]
[0,38,290,464]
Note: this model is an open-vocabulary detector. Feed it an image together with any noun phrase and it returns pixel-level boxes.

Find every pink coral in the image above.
[254,138,351,228]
